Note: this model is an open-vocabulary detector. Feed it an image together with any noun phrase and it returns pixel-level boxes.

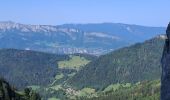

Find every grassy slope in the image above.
[58,55,90,70]
[40,80,160,100]
[83,80,160,100]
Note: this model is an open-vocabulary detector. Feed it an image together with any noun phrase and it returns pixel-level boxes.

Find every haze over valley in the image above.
[0,21,165,55]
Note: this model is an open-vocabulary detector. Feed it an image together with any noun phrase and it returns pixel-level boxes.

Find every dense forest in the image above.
[0,49,69,88]
[68,35,165,89]
[78,80,160,100]
[0,49,96,89]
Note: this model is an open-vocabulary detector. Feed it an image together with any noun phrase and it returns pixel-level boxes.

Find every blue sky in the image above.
[0,0,169,26]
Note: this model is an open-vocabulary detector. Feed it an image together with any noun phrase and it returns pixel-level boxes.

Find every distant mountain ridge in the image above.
[0,21,166,55]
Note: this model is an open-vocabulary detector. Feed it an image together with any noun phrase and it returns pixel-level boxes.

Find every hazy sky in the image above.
[0,0,169,26]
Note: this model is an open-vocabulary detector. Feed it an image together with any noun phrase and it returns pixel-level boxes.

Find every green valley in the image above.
[0,1,168,100]
[26,35,164,100]
[0,35,165,100]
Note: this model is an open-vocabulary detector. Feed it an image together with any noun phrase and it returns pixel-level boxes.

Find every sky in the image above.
[0,0,169,27]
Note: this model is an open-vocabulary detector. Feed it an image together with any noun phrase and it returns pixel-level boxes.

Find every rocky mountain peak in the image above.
[166,22,170,39]
[155,34,167,40]
[0,21,56,32]
[0,21,80,34]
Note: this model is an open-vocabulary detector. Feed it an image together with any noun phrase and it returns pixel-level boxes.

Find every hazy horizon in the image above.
[0,20,167,28]
[0,0,169,27]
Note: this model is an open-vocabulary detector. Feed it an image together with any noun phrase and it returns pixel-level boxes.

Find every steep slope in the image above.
[0,21,165,55]
[0,78,19,100]
[0,49,69,89]
[0,78,41,100]
[161,23,170,100]
[68,35,165,89]
[0,49,95,89]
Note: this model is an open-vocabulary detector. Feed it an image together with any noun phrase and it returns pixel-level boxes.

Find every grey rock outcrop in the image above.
[0,78,17,100]
[161,23,170,100]
[0,78,41,100]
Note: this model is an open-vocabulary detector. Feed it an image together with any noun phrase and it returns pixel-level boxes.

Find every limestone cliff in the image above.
[161,23,170,100]
[0,78,41,100]
[0,78,20,100]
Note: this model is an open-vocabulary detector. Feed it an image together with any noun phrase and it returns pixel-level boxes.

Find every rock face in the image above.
[0,78,18,100]
[0,78,41,100]
[161,23,170,100]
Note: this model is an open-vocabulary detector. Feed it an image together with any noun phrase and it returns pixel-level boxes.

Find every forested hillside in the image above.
[68,35,165,89]
[0,49,96,89]
[79,80,160,100]
[0,35,165,100]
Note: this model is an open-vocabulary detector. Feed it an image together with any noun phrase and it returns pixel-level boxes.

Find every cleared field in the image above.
[58,55,90,70]
[55,74,64,80]
[78,88,96,97]
[48,98,60,100]
[27,85,40,90]
[104,83,131,92]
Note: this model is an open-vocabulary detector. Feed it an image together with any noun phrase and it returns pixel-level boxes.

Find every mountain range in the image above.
[0,21,167,100]
[0,21,166,55]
